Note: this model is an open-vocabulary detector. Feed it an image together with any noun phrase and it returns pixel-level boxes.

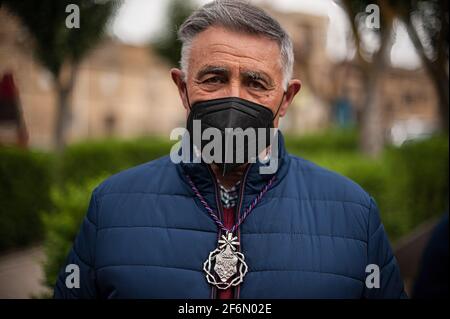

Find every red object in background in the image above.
[0,72,28,147]
[0,73,18,120]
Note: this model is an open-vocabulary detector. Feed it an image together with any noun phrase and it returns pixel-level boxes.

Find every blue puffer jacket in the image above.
[54,133,406,299]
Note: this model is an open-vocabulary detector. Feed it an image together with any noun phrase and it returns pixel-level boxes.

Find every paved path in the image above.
[0,245,50,298]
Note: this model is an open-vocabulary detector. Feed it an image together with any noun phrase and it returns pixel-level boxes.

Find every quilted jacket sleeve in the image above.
[363,197,408,298]
[53,189,100,299]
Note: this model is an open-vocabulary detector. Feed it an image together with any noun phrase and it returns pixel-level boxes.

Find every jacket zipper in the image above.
[233,164,252,299]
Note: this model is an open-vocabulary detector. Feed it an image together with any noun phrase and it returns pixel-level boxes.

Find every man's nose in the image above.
[228,81,244,99]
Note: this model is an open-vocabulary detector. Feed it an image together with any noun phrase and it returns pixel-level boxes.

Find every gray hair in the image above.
[177,0,294,89]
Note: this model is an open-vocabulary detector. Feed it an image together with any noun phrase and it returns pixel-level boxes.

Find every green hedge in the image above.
[0,147,53,251]
[59,136,172,185]
[41,177,105,290]
[382,136,449,238]
[284,129,358,154]
[0,137,172,252]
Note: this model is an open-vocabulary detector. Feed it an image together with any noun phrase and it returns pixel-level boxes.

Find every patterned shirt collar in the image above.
[217,181,240,209]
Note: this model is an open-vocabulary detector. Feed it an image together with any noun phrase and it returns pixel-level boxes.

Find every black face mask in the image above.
[186,93,284,176]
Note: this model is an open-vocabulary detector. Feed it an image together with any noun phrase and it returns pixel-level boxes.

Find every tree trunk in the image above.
[359,65,385,157]
[54,64,78,153]
[436,74,449,132]
[359,25,393,157]
[426,66,449,133]
[405,21,449,133]
[341,0,396,156]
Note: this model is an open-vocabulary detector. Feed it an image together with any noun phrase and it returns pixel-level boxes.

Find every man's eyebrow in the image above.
[242,70,274,86]
[196,65,229,79]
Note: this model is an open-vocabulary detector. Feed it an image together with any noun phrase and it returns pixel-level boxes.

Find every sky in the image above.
[111,0,421,69]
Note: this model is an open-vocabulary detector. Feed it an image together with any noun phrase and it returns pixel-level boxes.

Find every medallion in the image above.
[203,232,248,290]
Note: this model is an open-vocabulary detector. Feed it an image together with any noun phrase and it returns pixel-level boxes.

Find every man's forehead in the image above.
[188,26,282,72]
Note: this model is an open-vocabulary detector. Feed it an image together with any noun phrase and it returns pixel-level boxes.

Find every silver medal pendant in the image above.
[203,232,248,290]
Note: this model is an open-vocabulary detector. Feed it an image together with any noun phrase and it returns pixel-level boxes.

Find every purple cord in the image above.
[185,174,276,233]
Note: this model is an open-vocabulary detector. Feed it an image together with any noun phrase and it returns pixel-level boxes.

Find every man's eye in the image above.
[203,76,225,84]
[248,80,266,90]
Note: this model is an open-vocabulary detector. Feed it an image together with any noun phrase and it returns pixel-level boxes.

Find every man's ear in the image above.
[170,68,189,110]
[278,79,301,117]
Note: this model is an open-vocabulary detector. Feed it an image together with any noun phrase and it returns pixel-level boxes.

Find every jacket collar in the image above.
[176,131,290,204]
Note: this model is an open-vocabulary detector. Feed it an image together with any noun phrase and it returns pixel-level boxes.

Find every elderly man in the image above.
[54,0,406,299]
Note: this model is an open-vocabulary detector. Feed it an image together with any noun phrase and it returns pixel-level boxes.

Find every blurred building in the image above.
[0,8,183,149]
[271,8,439,142]
[332,62,439,144]
[0,6,440,149]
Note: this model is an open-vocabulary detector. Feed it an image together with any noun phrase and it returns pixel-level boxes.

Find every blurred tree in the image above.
[2,0,122,152]
[340,0,396,157]
[392,0,449,133]
[153,0,195,68]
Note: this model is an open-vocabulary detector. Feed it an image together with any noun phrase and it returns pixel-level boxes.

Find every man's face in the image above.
[171,26,301,128]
